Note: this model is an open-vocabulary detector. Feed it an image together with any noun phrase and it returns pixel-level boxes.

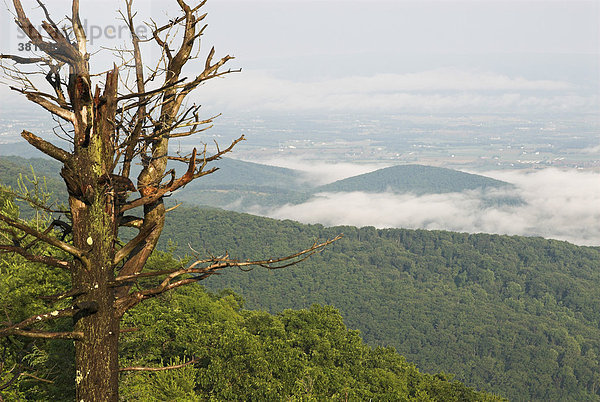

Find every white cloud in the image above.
[310,70,573,93]
[251,168,600,246]
[581,144,600,155]
[196,70,595,114]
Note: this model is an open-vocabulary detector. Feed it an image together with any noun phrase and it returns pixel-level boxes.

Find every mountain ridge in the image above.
[315,164,513,194]
[0,156,519,211]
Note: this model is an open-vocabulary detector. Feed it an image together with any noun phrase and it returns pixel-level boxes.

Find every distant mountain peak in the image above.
[315,164,512,195]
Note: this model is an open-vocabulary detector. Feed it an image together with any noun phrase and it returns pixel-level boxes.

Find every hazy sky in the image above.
[202,1,600,64]
[1,0,599,114]
[4,1,596,55]
[199,0,600,114]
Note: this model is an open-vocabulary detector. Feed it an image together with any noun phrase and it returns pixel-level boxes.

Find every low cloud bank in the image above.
[197,69,597,114]
[254,168,600,246]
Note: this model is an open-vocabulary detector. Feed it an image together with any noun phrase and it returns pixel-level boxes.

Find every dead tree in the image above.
[0,1,339,400]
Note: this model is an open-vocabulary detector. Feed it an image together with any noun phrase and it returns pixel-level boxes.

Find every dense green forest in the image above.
[2,157,600,401]
[0,191,500,400]
[158,206,600,401]
[0,157,65,195]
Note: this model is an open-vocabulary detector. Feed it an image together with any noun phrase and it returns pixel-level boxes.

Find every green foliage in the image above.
[0,187,74,401]
[120,359,201,402]
[0,157,64,196]
[159,206,600,401]
[120,255,501,401]
[0,157,66,220]
[1,197,494,401]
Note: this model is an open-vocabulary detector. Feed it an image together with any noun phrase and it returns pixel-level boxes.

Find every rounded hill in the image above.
[316,164,512,195]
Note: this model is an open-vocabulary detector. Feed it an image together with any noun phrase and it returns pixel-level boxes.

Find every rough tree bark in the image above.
[0,1,339,400]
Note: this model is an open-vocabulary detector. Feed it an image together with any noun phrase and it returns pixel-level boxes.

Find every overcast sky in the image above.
[199,0,599,113]
[202,1,600,64]
[1,0,598,114]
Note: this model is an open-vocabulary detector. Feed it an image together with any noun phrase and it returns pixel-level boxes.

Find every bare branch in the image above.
[45,63,69,108]
[10,190,69,216]
[35,0,60,34]
[0,213,86,261]
[119,357,199,372]
[0,307,78,338]
[21,130,71,164]
[19,372,54,384]
[113,222,157,266]
[112,262,206,284]
[71,0,87,57]
[21,92,75,122]
[39,288,86,301]
[173,51,240,108]
[4,329,83,340]
[116,77,186,102]
[0,245,73,270]
[119,216,144,229]
[114,235,342,315]
[165,203,181,213]
[12,0,79,65]
[120,146,200,212]
[0,54,46,64]
[12,0,45,44]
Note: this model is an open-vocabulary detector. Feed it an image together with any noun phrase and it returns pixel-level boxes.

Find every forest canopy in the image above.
[1,157,600,400]
[0,196,501,400]
[159,205,600,401]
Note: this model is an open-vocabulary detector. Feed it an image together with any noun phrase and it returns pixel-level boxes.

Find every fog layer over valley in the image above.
[243,164,600,246]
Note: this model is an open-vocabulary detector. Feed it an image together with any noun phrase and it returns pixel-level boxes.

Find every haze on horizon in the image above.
[1,0,598,115]
[196,0,599,115]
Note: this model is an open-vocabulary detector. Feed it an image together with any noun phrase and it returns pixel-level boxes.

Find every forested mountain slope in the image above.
[315,164,512,194]
[178,161,521,208]
[160,206,600,401]
[0,191,501,401]
[0,156,64,192]
[185,157,303,189]
[119,265,503,401]
[0,155,310,210]
[0,155,301,190]
[173,157,312,208]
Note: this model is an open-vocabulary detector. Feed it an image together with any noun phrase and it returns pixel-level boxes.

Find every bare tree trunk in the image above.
[65,66,121,401]
[70,193,120,402]
[73,288,120,402]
